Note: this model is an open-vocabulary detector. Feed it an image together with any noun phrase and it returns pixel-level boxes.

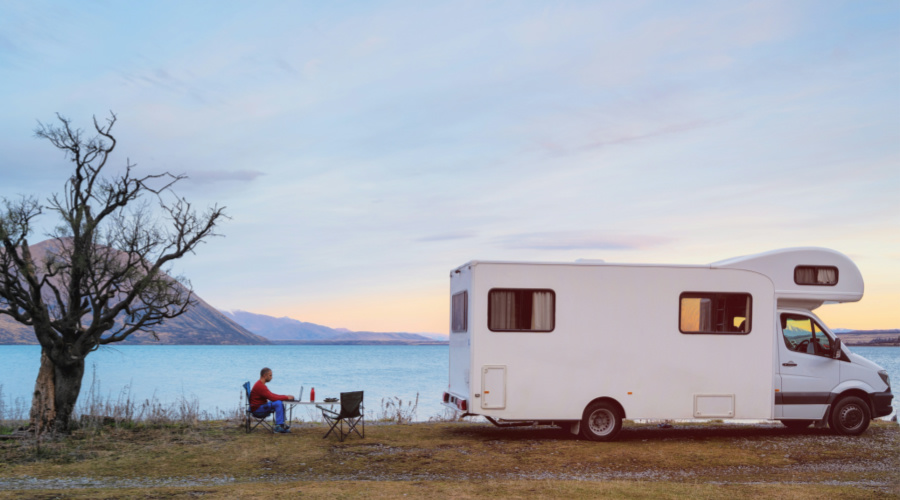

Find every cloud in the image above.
[579,119,720,151]
[416,231,478,242]
[185,170,265,184]
[497,232,671,251]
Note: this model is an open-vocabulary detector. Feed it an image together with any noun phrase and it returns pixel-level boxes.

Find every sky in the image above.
[1,1,898,334]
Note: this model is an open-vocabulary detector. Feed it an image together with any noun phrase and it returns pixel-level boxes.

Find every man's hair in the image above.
[260,367,272,378]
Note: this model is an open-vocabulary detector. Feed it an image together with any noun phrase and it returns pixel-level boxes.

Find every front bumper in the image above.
[872,390,893,418]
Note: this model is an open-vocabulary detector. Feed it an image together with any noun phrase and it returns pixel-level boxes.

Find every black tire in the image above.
[829,396,871,436]
[780,419,813,430]
[580,401,622,441]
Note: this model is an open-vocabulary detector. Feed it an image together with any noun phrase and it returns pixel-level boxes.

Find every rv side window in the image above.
[451,291,467,333]
[488,288,555,332]
[679,292,751,334]
[781,314,833,357]
[794,266,838,286]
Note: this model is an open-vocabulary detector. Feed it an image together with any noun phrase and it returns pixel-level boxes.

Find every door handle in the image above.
[782,361,797,367]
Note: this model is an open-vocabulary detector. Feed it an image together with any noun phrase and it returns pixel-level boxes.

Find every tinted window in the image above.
[451,291,467,333]
[680,292,751,334]
[488,289,555,332]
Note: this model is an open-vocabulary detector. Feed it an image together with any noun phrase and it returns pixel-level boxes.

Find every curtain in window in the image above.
[490,291,516,330]
[817,268,837,285]
[795,267,816,284]
[698,298,712,332]
[451,292,467,332]
[531,291,553,330]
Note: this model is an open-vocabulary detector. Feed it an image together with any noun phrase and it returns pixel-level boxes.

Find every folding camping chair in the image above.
[243,381,275,433]
[318,391,364,442]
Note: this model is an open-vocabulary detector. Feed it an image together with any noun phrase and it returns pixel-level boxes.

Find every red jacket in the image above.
[250,380,291,411]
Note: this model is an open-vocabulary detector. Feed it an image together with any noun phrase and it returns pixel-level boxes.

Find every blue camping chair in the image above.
[243,381,275,433]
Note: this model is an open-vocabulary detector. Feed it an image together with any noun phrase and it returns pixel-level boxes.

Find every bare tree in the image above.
[0,113,227,436]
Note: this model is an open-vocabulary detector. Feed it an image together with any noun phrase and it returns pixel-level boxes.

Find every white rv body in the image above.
[443,248,892,439]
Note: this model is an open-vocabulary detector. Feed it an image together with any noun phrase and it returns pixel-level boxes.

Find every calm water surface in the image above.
[0,345,450,421]
[0,345,897,421]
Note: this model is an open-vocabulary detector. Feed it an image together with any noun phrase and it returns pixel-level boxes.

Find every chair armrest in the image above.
[317,405,339,416]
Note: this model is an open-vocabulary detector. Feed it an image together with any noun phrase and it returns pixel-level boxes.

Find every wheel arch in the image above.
[829,388,874,417]
[584,397,626,419]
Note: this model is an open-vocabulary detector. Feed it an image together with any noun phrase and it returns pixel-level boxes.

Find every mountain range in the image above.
[0,239,446,345]
[220,310,445,344]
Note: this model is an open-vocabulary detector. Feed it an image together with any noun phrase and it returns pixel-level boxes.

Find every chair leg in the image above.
[322,416,340,439]
[247,410,276,433]
[345,416,364,439]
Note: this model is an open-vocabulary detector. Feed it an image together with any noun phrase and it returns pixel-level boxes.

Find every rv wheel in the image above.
[580,401,622,441]
[829,396,871,436]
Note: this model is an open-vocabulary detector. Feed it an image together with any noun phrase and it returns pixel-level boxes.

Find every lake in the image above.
[0,345,897,422]
[0,345,450,422]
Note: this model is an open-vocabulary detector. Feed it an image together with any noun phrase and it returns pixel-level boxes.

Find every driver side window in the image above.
[781,314,833,357]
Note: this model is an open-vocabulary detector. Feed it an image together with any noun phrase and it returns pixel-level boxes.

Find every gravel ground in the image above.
[1,422,897,493]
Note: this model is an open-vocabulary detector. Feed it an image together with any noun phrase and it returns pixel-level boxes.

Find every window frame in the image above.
[793,265,839,286]
[451,291,468,334]
[780,312,835,357]
[487,288,556,333]
[678,291,753,335]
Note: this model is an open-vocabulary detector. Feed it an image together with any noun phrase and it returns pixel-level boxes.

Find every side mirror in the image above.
[832,338,842,359]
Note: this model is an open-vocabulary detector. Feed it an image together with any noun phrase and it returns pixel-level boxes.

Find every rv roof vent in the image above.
[575,259,606,264]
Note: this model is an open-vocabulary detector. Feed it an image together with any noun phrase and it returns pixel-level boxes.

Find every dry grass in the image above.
[376,393,420,423]
[0,480,889,499]
[0,419,897,498]
[0,385,28,435]
[72,365,242,431]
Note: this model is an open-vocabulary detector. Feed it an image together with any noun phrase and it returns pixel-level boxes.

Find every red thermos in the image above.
[311,387,315,402]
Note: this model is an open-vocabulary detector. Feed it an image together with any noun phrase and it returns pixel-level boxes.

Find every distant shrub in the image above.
[377,394,419,424]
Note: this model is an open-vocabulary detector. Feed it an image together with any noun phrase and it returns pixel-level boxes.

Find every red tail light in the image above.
[443,392,468,412]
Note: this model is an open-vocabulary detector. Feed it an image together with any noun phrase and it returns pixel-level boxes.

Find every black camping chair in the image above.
[243,381,275,433]
[318,391,364,442]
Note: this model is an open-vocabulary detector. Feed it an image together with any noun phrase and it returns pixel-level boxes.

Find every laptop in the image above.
[286,385,303,402]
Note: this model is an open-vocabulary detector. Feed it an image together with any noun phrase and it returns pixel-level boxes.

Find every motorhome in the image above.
[442,248,892,441]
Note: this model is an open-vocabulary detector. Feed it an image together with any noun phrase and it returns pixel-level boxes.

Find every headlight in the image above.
[878,370,891,390]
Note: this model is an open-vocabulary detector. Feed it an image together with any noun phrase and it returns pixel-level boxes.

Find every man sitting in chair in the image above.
[250,367,295,434]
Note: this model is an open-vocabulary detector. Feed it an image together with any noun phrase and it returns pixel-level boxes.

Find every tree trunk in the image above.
[29,348,85,436]
[30,350,56,436]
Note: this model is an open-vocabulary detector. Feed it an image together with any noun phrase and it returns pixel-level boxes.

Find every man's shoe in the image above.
[274,425,291,434]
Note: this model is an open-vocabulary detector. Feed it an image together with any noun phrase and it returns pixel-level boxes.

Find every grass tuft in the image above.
[376,393,419,423]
